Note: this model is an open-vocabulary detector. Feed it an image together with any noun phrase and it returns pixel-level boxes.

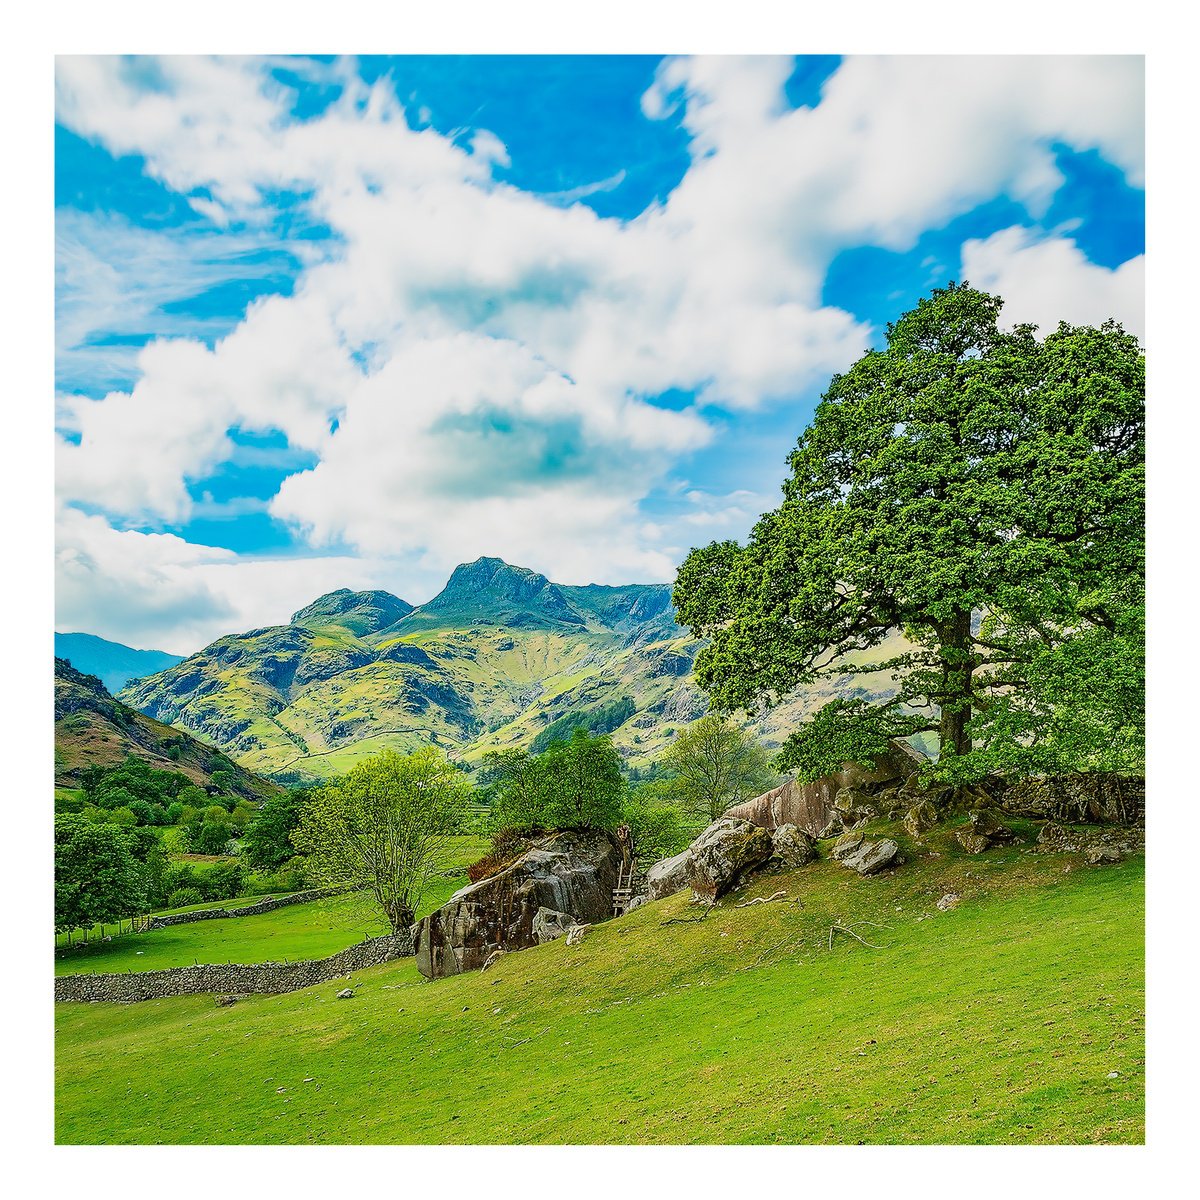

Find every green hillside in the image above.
[55,833,1144,1145]
[118,557,906,781]
[54,657,278,800]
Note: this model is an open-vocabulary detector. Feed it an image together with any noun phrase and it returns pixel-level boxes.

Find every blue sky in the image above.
[54,54,1144,653]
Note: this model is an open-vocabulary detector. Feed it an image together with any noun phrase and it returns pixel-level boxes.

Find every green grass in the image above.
[55,835,1143,1145]
[55,836,490,976]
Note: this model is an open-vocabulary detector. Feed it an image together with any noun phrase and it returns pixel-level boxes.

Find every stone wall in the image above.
[146,884,357,929]
[992,773,1144,825]
[55,931,412,1003]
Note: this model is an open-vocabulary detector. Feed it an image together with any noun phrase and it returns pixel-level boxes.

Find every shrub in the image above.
[166,887,204,910]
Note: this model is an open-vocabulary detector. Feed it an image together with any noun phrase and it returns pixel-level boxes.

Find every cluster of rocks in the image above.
[954,809,1021,854]
[1036,821,1144,865]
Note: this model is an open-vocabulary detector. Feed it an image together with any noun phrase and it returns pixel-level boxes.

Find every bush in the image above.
[166,887,204,909]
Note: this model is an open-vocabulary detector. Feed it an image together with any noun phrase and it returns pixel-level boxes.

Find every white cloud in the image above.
[55,504,390,654]
[961,226,1144,339]
[54,55,1146,645]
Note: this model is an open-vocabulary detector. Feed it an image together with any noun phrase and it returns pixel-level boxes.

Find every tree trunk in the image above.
[386,902,415,935]
[937,609,974,761]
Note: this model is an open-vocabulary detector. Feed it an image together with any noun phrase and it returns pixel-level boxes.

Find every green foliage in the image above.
[530,695,636,754]
[659,714,778,822]
[293,747,470,933]
[242,790,305,869]
[54,814,147,932]
[489,729,625,833]
[166,887,204,909]
[82,755,193,809]
[623,781,690,863]
[675,285,1144,783]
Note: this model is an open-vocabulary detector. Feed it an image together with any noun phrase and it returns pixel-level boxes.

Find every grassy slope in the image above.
[55,834,1143,1145]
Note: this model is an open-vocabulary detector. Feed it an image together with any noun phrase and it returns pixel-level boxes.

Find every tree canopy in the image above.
[292,747,469,933]
[674,284,1144,784]
[660,714,778,822]
[54,814,148,933]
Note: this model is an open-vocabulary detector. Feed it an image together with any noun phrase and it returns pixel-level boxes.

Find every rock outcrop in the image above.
[724,739,928,836]
[685,818,775,900]
[412,829,620,978]
[994,773,1144,826]
[955,809,1018,854]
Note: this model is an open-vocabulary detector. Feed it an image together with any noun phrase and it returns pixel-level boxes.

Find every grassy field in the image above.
[55,828,1143,1145]
[54,835,490,975]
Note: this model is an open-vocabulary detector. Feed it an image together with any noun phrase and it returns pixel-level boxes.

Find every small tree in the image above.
[54,814,147,934]
[292,747,469,934]
[243,789,304,869]
[482,747,550,831]
[661,714,778,823]
[623,780,689,863]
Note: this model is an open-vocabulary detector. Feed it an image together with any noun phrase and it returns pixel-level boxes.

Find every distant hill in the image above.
[54,632,184,695]
[55,657,278,799]
[118,556,906,782]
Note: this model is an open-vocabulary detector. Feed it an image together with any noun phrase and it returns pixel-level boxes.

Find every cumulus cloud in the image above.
[55,504,388,654]
[53,55,1145,643]
[961,226,1144,340]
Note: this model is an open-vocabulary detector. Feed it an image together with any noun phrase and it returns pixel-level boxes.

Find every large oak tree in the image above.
[673,284,1144,785]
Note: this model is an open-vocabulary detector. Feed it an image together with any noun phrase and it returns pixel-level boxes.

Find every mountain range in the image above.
[54,632,184,695]
[114,556,906,783]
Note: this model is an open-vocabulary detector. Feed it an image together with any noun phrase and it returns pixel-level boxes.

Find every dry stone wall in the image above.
[146,885,357,929]
[55,932,412,1003]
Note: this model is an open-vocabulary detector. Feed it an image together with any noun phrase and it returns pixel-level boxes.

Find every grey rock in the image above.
[838,837,900,876]
[964,809,1017,842]
[646,849,692,901]
[565,923,590,947]
[685,818,774,900]
[834,786,878,825]
[771,823,817,868]
[1085,842,1123,866]
[936,892,960,911]
[903,799,939,837]
[956,830,991,855]
[481,949,506,971]
[532,907,576,944]
[831,829,865,861]
[336,988,355,999]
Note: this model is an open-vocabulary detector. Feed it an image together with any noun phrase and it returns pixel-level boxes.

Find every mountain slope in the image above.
[118,557,905,782]
[54,632,184,695]
[55,657,278,799]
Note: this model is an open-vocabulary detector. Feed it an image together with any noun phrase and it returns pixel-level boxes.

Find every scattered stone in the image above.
[936,893,960,911]
[964,809,1018,843]
[565,924,590,947]
[625,894,647,914]
[1085,843,1124,867]
[833,786,878,826]
[215,994,239,1007]
[336,988,355,1000]
[831,829,865,861]
[1107,1071,1120,1079]
[770,823,817,868]
[838,838,900,876]
[684,818,774,900]
[956,830,991,855]
[903,799,939,838]
[531,907,576,944]
[646,849,692,901]
[481,949,506,971]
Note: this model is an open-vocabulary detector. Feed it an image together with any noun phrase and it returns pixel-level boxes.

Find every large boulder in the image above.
[724,739,928,836]
[646,849,692,901]
[839,837,900,876]
[903,799,939,838]
[685,818,774,900]
[412,829,620,978]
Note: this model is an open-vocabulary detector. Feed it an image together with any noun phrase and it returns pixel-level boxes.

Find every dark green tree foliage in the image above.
[242,789,305,869]
[623,779,690,862]
[529,696,636,754]
[488,729,625,832]
[54,814,148,932]
[674,285,1144,783]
